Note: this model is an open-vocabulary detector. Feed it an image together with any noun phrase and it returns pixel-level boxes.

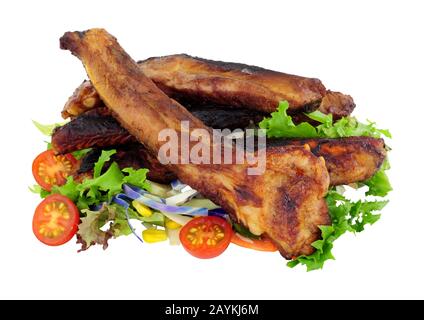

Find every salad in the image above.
[30,101,391,271]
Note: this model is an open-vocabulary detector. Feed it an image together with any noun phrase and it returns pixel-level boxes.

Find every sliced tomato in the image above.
[32,150,78,191]
[32,194,79,246]
[179,216,232,259]
[231,233,278,252]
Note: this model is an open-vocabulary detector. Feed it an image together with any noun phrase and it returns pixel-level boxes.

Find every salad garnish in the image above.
[30,100,392,270]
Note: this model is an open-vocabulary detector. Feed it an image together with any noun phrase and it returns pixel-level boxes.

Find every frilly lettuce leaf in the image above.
[77,204,133,251]
[259,101,391,139]
[259,101,318,138]
[122,167,150,191]
[363,161,392,197]
[77,204,165,251]
[288,190,388,271]
[32,120,68,136]
[42,150,150,210]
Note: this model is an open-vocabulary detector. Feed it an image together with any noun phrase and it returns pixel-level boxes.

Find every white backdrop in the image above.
[0,0,423,299]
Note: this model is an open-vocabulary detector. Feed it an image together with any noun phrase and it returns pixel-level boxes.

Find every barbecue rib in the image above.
[52,109,386,186]
[138,54,326,112]
[58,105,265,151]
[62,60,355,119]
[140,54,355,116]
[268,137,386,186]
[60,28,330,259]
[53,108,136,153]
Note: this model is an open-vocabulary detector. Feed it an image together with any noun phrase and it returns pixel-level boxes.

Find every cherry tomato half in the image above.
[231,233,278,252]
[179,216,233,259]
[32,150,78,191]
[32,194,79,246]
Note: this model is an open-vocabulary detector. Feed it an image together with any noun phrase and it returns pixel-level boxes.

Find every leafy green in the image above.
[363,161,392,197]
[77,203,165,251]
[93,149,117,178]
[77,204,133,251]
[51,176,80,201]
[314,115,392,139]
[259,101,391,139]
[287,225,336,270]
[305,110,333,124]
[348,200,387,232]
[81,162,125,198]
[259,101,318,138]
[32,120,68,136]
[43,150,150,210]
[29,185,50,198]
[122,167,150,191]
[287,190,388,271]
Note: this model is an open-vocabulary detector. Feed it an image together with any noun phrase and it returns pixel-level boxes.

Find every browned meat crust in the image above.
[189,105,266,129]
[268,137,386,186]
[318,90,355,119]
[291,91,356,123]
[60,28,330,259]
[61,58,355,119]
[62,80,103,118]
[139,54,326,113]
[52,108,136,154]
[57,104,266,154]
[54,106,265,154]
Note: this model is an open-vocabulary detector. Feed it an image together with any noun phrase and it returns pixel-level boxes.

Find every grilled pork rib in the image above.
[62,58,355,119]
[57,105,265,153]
[267,137,386,186]
[60,28,330,259]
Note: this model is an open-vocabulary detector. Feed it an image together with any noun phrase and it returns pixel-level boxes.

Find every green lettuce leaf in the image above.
[42,149,150,210]
[51,176,80,201]
[32,120,68,136]
[259,101,318,138]
[77,203,165,251]
[363,161,392,197]
[259,101,391,139]
[122,167,151,190]
[79,162,125,199]
[287,190,388,271]
[314,115,392,139]
[77,204,133,251]
[93,149,117,178]
[29,185,50,198]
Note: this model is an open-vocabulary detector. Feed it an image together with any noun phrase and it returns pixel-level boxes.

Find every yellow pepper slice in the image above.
[165,218,182,230]
[132,201,153,217]
[142,229,168,243]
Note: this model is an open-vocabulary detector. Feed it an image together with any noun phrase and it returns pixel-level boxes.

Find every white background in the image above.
[0,0,423,299]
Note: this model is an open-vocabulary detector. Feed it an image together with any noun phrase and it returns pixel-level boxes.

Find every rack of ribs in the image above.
[60,28,331,259]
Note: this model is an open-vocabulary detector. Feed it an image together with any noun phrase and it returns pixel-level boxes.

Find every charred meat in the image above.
[62,57,355,119]
[60,28,331,259]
